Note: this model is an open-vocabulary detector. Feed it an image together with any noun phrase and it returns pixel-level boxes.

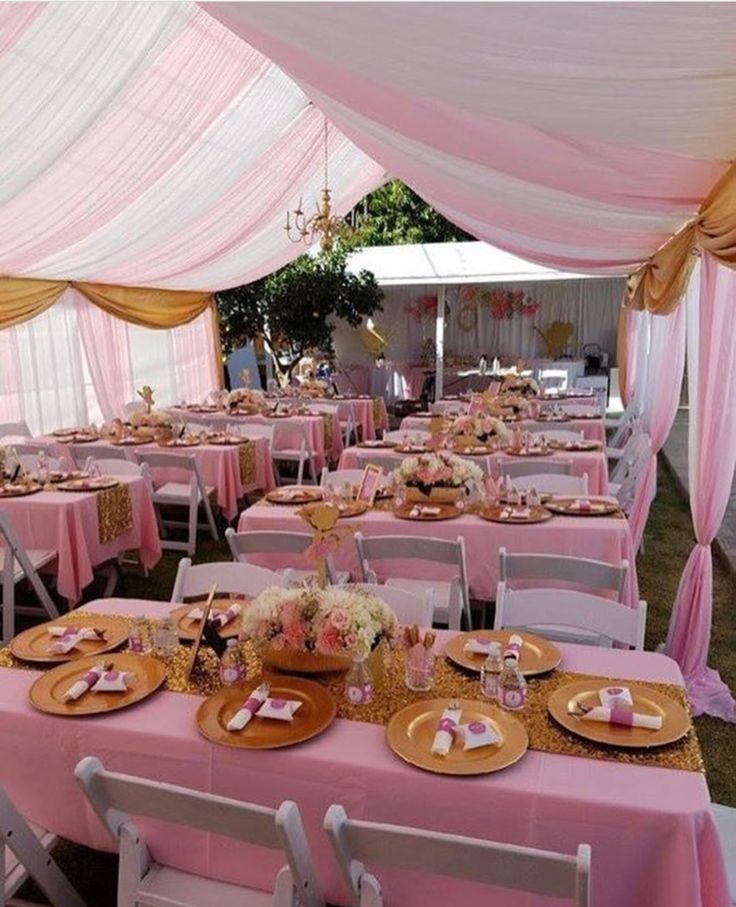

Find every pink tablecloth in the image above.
[0,597,726,907]
[238,501,638,604]
[0,477,160,603]
[308,397,389,440]
[399,415,607,444]
[339,446,609,495]
[47,438,274,522]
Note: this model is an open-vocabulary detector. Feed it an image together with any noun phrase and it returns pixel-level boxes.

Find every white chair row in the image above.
[74,755,592,907]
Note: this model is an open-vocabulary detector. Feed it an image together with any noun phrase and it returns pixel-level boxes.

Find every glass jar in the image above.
[345,656,374,705]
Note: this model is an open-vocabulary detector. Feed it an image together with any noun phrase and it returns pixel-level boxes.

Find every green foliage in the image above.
[351,179,472,246]
[216,244,383,380]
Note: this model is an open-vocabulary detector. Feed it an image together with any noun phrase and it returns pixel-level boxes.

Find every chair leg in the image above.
[2,562,15,643]
[296,457,304,486]
[187,502,198,558]
[204,495,219,541]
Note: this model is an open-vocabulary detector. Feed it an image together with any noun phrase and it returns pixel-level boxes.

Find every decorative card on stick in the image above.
[186,584,217,680]
[356,465,382,507]
[298,503,360,589]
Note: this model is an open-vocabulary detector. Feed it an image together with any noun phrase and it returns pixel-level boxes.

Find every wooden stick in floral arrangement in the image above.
[297,503,360,589]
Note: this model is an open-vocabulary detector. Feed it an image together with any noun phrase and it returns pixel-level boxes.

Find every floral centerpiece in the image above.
[448,413,509,446]
[500,374,540,397]
[495,391,530,416]
[393,451,483,504]
[298,378,330,398]
[242,585,400,673]
[128,408,172,439]
[227,387,265,412]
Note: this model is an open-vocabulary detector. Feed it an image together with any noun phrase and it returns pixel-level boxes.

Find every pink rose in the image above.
[330,608,350,630]
[283,621,308,649]
[343,631,358,650]
[317,624,342,655]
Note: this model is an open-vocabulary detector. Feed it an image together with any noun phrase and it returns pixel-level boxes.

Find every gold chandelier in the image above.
[284,119,350,254]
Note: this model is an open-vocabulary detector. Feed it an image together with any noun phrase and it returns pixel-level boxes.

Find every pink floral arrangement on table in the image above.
[128,409,172,428]
[500,374,541,397]
[227,388,265,410]
[448,413,509,444]
[486,288,540,321]
[393,451,483,492]
[495,391,531,415]
[242,586,400,660]
[405,294,438,324]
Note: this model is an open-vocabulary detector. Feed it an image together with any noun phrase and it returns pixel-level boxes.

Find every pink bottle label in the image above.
[221,665,245,685]
[501,687,526,710]
[347,682,373,704]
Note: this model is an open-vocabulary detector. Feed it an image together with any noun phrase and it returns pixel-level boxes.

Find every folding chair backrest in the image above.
[9,443,52,458]
[494,582,646,649]
[499,547,628,601]
[384,429,430,443]
[69,444,123,465]
[355,533,462,572]
[325,804,590,906]
[507,472,588,495]
[609,400,639,449]
[348,582,433,627]
[123,401,143,417]
[17,453,63,472]
[76,757,323,907]
[90,458,144,477]
[574,376,608,401]
[539,369,568,390]
[0,421,30,439]
[225,528,312,561]
[273,420,312,453]
[502,459,572,479]
[321,468,366,488]
[355,452,399,475]
[171,557,284,601]
[530,429,583,443]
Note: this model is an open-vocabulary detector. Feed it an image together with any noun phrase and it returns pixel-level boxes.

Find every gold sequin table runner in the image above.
[319,412,334,452]
[238,440,256,487]
[0,613,702,772]
[96,483,133,545]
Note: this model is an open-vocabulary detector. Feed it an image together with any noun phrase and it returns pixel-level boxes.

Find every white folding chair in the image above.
[324,804,590,907]
[223,420,274,444]
[494,581,647,649]
[271,420,317,486]
[499,547,628,601]
[354,532,470,630]
[224,528,348,586]
[136,452,218,557]
[6,443,57,459]
[0,512,58,642]
[609,431,648,485]
[502,459,573,480]
[320,468,365,488]
[605,397,639,436]
[383,429,430,443]
[0,422,30,440]
[16,454,63,473]
[531,429,583,444]
[0,785,86,907]
[347,582,433,627]
[574,375,609,409]
[539,369,569,391]
[712,804,736,905]
[123,401,144,417]
[68,444,123,469]
[614,439,653,519]
[607,424,644,470]
[507,472,589,496]
[75,756,323,907]
[171,557,284,602]
[354,452,399,475]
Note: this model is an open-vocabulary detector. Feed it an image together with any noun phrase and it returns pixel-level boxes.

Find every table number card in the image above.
[186,584,216,680]
[357,465,382,506]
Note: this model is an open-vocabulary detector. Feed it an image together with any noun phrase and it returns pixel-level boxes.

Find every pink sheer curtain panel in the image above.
[73,290,134,422]
[171,309,221,403]
[665,254,736,721]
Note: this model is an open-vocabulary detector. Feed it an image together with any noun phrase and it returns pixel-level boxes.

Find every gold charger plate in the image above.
[57,477,120,492]
[205,435,245,446]
[196,676,337,749]
[548,679,691,749]
[10,615,130,663]
[357,441,397,449]
[0,483,42,498]
[545,498,620,517]
[547,440,601,452]
[265,487,323,505]
[477,504,553,524]
[52,428,79,437]
[394,445,432,454]
[301,500,369,519]
[170,600,245,641]
[393,502,461,521]
[40,470,89,483]
[159,439,201,448]
[111,438,151,447]
[445,630,561,677]
[387,698,528,775]
[452,445,496,455]
[65,434,98,444]
[504,446,553,458]
[29,653,166,716]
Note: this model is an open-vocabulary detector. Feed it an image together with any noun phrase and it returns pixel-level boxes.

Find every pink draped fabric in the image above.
[665,255,736,721]
[73,290,134,422]
[171,309,222,402]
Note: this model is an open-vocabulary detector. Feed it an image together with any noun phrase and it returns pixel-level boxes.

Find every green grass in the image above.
[16,462,736,902]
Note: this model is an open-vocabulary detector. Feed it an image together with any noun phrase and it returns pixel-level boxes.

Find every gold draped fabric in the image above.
[0,277,67,329]
[626,162,736,314]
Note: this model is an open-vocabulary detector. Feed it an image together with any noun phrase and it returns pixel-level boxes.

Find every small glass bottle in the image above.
[128,616,150,654]
[153,617,178,659]
[498,655,527,711]
[527,486,541,507]
[345,656,374,705]
[220,638,246,686]
[480,642,503,701]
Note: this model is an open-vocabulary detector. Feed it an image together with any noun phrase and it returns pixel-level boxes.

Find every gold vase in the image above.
[406,485,464,505]
[262,642,386,679]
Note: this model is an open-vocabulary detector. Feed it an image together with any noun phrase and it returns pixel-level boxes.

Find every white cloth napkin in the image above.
[256,697,302,721]
[463,638,496,655]
[47,626,104,654]
[62,663,105,701]
[503,634,523,662]
[431,706,461,756]
[410,505,442,518]
[580,706,662,730]
[91,670,134,693]
[209,603,242,630]
[226,683,270,731]
[455,721,503,751]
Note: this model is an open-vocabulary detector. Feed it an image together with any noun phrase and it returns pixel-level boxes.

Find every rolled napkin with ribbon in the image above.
[580,705,662,730]
[226,683,270,732]
[209,602,242,630]
[47,626,105,654]
[455,720,503,751]
[503,634,523,663]
[62,663,106,701]
[410,505,442,518]
[599,686,634,709]
[91,669,135,693]
[431,705,461,757]
[256,697,302,722]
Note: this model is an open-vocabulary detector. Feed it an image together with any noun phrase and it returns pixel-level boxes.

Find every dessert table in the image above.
[237,500,637,604]
[42,437,275,523]
[0,477,160,604]
[0,597,726,907]
[339,446,609,495]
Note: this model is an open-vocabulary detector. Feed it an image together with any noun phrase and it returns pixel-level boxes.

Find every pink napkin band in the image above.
[82,667,103,685]
[243,696,262,713]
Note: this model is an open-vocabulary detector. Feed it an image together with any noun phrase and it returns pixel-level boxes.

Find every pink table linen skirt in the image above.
[237,502,638,605]
[0,476,160,603]
[0,598,726,907]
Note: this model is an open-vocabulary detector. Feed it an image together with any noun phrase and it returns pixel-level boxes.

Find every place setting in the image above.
[545,497,621,517]
[56,476,120,493]
[170,597,246,641]
[265,486,324,505]
[10,615,131,664]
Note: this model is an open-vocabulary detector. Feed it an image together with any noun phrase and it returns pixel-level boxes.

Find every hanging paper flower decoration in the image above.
[484,288,540,320]
[405,295,438,323]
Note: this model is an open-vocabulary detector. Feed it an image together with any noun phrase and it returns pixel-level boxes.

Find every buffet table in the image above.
[0,597,726,907]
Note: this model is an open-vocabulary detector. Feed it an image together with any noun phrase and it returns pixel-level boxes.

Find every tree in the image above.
[350,179,472,246]
[216,244,383,384]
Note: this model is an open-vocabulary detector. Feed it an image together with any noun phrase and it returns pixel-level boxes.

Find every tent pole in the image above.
[435,286,445,401]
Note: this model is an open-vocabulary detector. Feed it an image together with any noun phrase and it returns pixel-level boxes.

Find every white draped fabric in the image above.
[0,2,385,290]
[0,294,219,435]
[206,2,735,273]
